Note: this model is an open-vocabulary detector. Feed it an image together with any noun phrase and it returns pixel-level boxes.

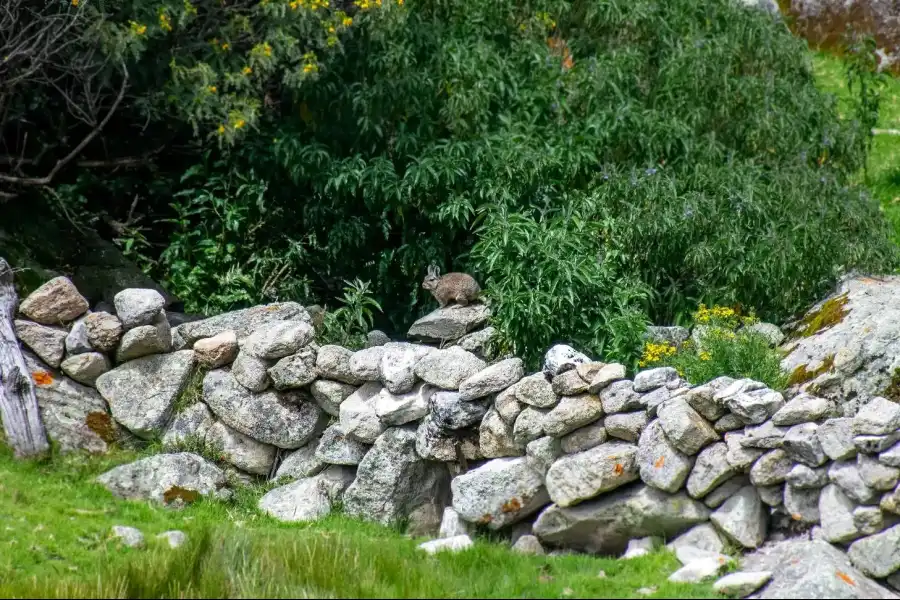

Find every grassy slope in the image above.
[0,446,719,599]
[810,52,900,242]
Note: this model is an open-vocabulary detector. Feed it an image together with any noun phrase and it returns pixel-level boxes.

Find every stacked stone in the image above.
[13,277,123,453]
[19,273,900,591]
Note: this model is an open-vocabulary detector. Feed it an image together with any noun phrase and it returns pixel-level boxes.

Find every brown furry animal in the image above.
[422,265,481,308]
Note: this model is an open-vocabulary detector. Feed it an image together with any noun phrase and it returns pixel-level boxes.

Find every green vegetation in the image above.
[810,52,900,242]
[0,446,718,599]
[640,305,788,390]
[4,0,899,369]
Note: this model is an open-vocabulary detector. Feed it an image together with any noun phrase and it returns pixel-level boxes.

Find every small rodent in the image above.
[422,265,481,308]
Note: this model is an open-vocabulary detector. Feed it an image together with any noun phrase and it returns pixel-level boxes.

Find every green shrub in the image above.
[319,278,383,350]
[640,304,788,390]
[20,0,899,366]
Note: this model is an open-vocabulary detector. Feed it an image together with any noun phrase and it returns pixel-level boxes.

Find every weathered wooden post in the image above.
[0,258,49,457]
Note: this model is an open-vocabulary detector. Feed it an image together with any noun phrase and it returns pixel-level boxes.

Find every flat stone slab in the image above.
[407,304,490,342]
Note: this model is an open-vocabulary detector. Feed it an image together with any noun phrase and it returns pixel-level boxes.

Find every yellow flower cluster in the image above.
[129,21,147,36]
[71,0,79,6]
[159,12,173,32]
[639,342,676,368]
[694,304,735,324]
[699,351,712,361]
[242,66,253,75]
[536,11,556,29]
[354,0,378,9]
[343,16,353,26]
[302,51,319,74]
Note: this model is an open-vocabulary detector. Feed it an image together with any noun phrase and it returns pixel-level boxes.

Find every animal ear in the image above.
[428,264,440,277]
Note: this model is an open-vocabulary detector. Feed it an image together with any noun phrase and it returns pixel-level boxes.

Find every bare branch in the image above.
[0,62,129,188]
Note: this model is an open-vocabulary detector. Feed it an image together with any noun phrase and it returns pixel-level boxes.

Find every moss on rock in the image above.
[794,294,850,339]
[787,354,835,386]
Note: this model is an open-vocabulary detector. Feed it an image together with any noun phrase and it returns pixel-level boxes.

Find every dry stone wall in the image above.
[11,273,900,596]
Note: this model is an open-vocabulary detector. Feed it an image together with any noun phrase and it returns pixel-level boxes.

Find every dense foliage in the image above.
[2,0,898,366]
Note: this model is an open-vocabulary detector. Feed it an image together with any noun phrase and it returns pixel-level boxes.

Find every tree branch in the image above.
[0,62,129,188]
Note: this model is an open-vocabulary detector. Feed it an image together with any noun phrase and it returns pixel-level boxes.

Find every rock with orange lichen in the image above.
[451,457,549,530]
[96,452,229,504]
[22,350,119,453]
[545,441,639,507]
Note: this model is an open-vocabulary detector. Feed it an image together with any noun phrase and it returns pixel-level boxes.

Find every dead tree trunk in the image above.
[0,258,49,457]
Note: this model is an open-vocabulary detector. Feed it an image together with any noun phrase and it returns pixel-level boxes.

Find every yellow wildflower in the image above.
[343,17,353,26]
[242,66,252,75]
[303,63,318,74]
[129,21,147,36]
[234,119,246,129]
[72,0,79,6]
[328,26,335,33]
[222,42,230,50]
[397,0,404,4]
[159,12,173,32]
[699,351,711,361]
[217,125,226,134]
[263,42,272,57]
[208,85,217,93]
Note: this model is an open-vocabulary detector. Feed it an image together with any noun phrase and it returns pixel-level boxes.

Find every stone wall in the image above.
[11,274,900,595]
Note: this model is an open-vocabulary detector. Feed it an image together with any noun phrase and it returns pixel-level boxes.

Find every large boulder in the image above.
[316,345,364,385]
[274,442,326,480]
[374,383,434,426]
[545,442,639,507]
[241,321,314,360]
[17,276,89,324]
[710,486,768,549]
[23,351,119,453]
[202,369,327,449]
[339,381,388,443]
[315,423,370,466]
[115,314,172,362]
[379,342,434,394]
[451,457,549,529]
[258,466,356,522]
[14,320,66,368]
[96,350,195,439]
[60,352,110,387]
[848,524,900,578]
[413,346,486,391]
[741,539,898,599]
[113,288,166,330]
[343,427,450,528]
[205,421,276,476]
[416,414,483,462]
[407,304,491,342]
[637,419,694,493]
[533,483,710,555]
[781,275,900,410]
[161,403,215,449]
[96,453,228,504]
[458,358,525,401]
[172,302,311,350]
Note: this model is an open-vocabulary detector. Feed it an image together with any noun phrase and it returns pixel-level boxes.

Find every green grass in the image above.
[810,51,900,241]
[0,446,720,599]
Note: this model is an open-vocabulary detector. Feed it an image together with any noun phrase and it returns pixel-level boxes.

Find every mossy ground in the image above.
[0,445,720,599]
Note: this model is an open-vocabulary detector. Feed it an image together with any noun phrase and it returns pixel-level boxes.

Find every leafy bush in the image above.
[8,0,899,368]
[639,304,788,390]
[319,279,383,349]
